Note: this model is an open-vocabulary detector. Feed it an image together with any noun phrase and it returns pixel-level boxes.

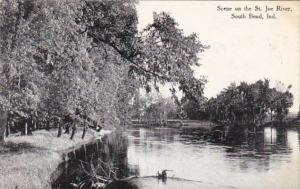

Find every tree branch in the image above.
[87,32,169,80]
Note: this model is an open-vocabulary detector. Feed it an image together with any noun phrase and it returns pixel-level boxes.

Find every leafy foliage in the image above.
[133,94,179,124]
[205,80,293,126]
[0,0,207,135]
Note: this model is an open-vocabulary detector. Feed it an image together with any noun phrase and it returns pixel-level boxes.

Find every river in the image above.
[53,126,300,189]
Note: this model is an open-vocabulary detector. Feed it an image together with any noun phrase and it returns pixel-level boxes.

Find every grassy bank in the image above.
[0,129,108,189]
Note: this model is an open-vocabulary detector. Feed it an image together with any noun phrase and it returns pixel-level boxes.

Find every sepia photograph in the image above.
[0,0,299,189]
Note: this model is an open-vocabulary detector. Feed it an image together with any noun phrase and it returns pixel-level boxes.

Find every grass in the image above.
[0,128,109,189]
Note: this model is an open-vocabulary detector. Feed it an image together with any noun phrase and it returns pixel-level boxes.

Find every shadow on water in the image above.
[52,125,299,189]
[52,132,139,189]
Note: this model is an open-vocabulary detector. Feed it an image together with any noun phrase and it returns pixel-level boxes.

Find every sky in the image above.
[136,1,300,112]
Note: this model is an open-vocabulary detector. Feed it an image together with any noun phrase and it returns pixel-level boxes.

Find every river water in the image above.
[53,126,300,189]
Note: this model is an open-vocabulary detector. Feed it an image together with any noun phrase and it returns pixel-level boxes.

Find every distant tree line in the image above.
[0,0,207,140]
[131,93,178,126]
[182,79,293,127]
[130,79,294,128]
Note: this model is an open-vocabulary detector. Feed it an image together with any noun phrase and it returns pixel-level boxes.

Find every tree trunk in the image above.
[70,123,76,140]
[0,110,7,142]
[28,119,33,135]
[6,121,10,137]
[36,121,39,130]
[6,113,11,137]
[64,123,70,134]
[82,121,86,139]
[57,124,62,137]
[46,120,50,131]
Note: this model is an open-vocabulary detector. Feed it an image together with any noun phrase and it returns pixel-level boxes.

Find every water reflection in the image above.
[53,126,300,189]
[126,126,299,189]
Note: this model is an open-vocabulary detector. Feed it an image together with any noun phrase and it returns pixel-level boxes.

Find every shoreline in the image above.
[131,120,217,129]
[131,118,300,129]
[0,129,110,189]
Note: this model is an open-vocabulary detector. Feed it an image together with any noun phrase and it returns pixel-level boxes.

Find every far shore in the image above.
[131,118,300,129]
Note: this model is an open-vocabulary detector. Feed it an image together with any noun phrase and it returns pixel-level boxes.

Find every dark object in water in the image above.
[157,169,171,181]
[105,180,139,189]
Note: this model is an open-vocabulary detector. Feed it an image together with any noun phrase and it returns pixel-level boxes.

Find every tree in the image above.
[0,109,7,141]
[139,94,179,125]
[273,90,293,122]
[115,73,139,127]
[80,4,208,97]
[181,97,208,120]
[0,0,208,140]
[205,80,293,127]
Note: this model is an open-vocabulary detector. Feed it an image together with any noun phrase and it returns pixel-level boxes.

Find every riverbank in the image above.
[0,129,109,189]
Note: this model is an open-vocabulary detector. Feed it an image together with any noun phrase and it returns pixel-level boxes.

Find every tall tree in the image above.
[0,0,208,140]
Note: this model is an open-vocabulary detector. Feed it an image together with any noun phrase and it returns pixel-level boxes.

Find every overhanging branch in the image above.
[87,32,169,81]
